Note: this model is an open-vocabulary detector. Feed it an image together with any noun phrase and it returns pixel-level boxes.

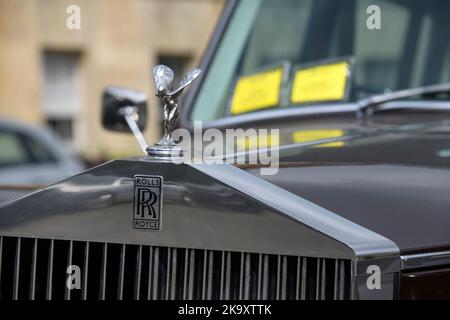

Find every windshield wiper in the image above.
[356,82,450,118]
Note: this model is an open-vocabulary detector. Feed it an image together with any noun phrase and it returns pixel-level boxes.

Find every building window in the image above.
[46,118,74,142]
[41,51,81,146]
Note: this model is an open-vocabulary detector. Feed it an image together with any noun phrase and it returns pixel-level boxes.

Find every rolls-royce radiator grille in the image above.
[0,236,351,300]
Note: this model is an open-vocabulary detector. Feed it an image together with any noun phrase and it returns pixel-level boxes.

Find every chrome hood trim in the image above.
[0,157,400,299]
[0,157,398,259]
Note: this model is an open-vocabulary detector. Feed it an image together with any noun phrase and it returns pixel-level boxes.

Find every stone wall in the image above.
[0,0,224,159]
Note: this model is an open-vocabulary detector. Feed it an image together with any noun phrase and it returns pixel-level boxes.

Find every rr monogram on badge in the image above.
[133,175,163,231]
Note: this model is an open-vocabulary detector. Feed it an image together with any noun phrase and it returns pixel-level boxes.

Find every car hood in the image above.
[243,118,450,254]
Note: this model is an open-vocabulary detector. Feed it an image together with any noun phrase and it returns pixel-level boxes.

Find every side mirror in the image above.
[102,86,148,132]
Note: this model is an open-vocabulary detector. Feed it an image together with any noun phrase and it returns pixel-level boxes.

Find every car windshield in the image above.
[190,0,450,122]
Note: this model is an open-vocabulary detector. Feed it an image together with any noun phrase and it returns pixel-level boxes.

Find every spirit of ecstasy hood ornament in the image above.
[146,65,201,158]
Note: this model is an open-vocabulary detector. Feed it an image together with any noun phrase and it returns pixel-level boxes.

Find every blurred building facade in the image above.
[0,0,224,160]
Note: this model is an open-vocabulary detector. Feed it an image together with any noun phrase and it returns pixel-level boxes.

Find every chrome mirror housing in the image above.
[102,86,148,133]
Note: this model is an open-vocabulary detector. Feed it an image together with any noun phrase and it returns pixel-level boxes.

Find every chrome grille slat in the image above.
[224,251,231,300]
[152,247,159,299]
[147,246,153,300]
[320,259,326,300]
[0,236,351,300]
[170,248,177,300]
[276,255,281,300]
[64,240,73,300]
[117,244,125,300]
[206,250,213,300]
[315,257,321,300]
[280,256,287,300]
[12,237,20,300]
[338,260,346,300]
[30,238,38,300]
[243,253,250,300]
[300,257,307,299]
[219,251,225,300]
[45,239,54,300]
[165,247,171,300]
[239,252,244,299]
[134,245,142,300]
[99,243,107,300]
[295,256,301,299]
[262,254,269,300]
[188,249,194,300]
[202,250,207,299]
[183,248,189,299]
[257,254,262,300]
[82,242,89,300]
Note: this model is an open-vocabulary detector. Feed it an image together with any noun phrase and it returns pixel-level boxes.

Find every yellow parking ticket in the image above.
[230,67,284,115]
[292,129,345,148]
[236,131,280,151]
[290,61,350,104]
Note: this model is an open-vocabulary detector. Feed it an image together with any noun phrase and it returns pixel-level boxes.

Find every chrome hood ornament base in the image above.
[146,65,201,158]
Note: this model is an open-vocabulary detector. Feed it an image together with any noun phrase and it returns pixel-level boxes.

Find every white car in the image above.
[0,119,85,201]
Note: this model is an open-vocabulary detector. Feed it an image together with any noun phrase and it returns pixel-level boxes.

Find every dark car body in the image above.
[235,115,450,256]
[0,0,449,300]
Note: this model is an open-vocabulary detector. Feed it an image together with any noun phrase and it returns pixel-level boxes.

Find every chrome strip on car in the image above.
[401,250,450,270]
[183,99,450,130]
[185,103,358,130]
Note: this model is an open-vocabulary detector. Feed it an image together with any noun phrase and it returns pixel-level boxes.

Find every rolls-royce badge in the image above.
[133,175,163,231]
